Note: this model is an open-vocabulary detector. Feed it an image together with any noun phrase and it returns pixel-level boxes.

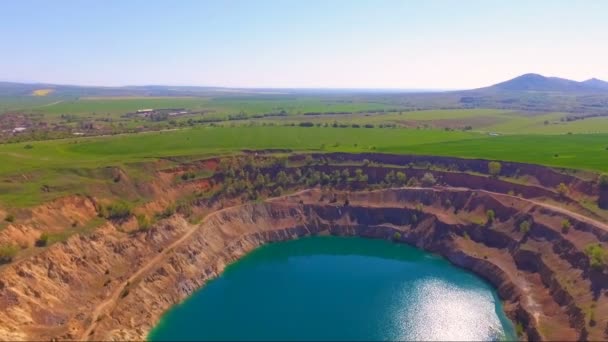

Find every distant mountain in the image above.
[581,78,608,90]
[475,73,608,93]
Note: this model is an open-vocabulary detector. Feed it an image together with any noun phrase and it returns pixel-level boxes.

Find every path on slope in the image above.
[80,189,311,340]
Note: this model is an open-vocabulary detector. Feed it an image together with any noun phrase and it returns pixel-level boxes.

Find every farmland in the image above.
[3,87,608,208]
[2,124,608,207]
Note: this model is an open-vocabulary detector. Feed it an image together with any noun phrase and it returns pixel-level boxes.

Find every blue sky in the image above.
[1,0,606,88]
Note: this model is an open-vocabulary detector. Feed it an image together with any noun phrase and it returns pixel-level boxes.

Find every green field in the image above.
[4,93,608,207]
[4,125,608,177]
[3,126,608,206]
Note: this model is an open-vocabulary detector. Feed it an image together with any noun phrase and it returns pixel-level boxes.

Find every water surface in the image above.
[149,236,515,341]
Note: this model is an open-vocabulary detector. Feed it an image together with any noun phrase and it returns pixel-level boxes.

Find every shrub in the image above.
[354,169,368,182]
[4,214,15,223]
[180,172,196,181]
[157,205,176,219]
[585,243,607,270]
[105,201,132,220]
[488,161,502,177]
[272,186,283,197]
[561,219,571,234]
[486,209,495,224]
[393,232,402,241]
[0,244,19,263]
[136,214,151,231]
[519,220,531,234]
[396,171,407,185]
[556,183,569,197]
[421,172,437,186]
[36,233,49,247]
[515,322,525,337]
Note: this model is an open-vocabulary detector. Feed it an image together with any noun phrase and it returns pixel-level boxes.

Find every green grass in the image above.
[0,127,479,176]
[34,97,214,116]
[396,133,608,171]
[2,125,608,207]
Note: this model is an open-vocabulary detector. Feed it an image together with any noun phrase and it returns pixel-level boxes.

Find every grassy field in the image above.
[30,96,406,117]
[3,92,608,207]
[5,93,608,137]
[3,125,608,176]
[2,125,608,206]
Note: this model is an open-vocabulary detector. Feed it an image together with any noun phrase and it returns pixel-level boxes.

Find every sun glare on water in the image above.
[389,278,505,341]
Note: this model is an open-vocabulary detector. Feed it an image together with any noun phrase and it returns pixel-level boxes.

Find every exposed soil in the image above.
[0,187,607,341]
[1,152,607,341]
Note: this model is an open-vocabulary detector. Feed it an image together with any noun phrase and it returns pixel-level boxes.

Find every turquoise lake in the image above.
[148,236,516,341]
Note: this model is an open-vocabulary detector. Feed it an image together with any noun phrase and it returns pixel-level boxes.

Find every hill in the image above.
[478,73,608,92]
[582,78,608,90]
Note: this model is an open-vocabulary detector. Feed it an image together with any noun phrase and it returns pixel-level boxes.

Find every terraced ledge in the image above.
[2,187,606,341]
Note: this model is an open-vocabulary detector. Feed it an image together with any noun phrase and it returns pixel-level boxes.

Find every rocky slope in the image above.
[1,187,606,341]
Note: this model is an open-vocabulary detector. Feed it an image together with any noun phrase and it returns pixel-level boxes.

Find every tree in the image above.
[396,171,407,185]
[486,209,495,224]
[561,219,571,234]
[254,174,266,190]
[384,171,395,185]
[585,243,607,270]
[421,173,437,186]
[556,183,569,197]
[331,170,341,185]
[519,220,531,234]
[305,155,314,165]
[354,169,367,182]
[341,169,350,181]
[488,161,502,177]
[276,171,289,186]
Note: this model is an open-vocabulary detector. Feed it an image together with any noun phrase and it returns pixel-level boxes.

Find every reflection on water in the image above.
[391,279,506,341]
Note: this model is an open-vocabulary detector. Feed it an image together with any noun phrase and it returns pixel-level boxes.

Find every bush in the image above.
[488,161,502,177]
[136,214,151,231]
[4,214,15,223]
[519,220,531,234]
[585,243,607,270]
[561,219,571,234]
[396,171,407,185]
[36,233,50,247]
[0,244,19,263]
[156,205,176,219]
[556,183,569,197]
[180,172,196,181]
[515,322,525,337]
[104,201,132,220]
[393,232,402,241]
[421,173,437,186]
[486,209,495,224]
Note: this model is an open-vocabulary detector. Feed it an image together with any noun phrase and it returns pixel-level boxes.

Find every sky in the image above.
[1,0,607,89]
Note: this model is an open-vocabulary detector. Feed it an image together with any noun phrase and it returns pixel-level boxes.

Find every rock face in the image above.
[1,188,607,341]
